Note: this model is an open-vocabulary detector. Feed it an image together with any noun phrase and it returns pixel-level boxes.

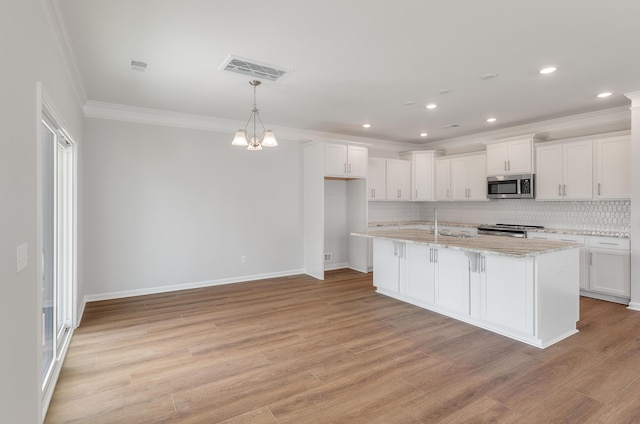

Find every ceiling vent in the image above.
[130,60,150,72]
[220,55,292,82]
[444,123,462,128]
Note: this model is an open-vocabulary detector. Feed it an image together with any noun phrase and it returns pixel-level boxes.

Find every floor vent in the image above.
[220,55,292,82]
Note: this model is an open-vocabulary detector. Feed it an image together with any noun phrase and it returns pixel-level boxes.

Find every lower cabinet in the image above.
[406,244,436,304]
[434,249,470,316]
[371,238,580,348]
[589,237,631,298]
[480,254,534,336]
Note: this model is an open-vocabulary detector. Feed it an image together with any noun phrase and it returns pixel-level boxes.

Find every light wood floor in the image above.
[46,269,640,423]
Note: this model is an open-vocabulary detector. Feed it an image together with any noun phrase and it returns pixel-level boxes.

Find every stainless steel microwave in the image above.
[487,174,535,199]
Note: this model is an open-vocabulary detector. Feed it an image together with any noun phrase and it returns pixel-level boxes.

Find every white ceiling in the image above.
[59,0,640,144]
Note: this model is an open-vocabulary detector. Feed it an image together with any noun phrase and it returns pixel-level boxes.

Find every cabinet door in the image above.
[467,154,487,200]
[406,244,435,304]
[435,159,451,201]
[563,141,592,200]
[347,146,368,177]
[589,248,630,297]
[325,144,347,177]
[486,143,509,176]
[528,232,587,290]
[386,160,400,200]
[373,239,400,292]
[535,144,563,200]
[506,139,533,174]
[435,248,470,315]
[595,137,630,199]
[398,160,411,200]
[480,255,534,335]
[414,153,434,201]
[367,158,386,200]
[450,157,469,200]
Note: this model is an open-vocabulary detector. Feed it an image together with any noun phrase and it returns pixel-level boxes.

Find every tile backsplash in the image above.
[369,200,630,236]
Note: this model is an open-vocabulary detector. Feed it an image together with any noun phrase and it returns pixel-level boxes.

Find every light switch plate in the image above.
[17,243,28,274]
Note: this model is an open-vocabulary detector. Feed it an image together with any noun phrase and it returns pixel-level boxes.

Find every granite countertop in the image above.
[368,221,629,239]
[352,228,581,258]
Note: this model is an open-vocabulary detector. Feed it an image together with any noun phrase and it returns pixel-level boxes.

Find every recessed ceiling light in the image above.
[362,123,372,128]
[419,132,428,137]
[480,73,498,80]
[540,66,557,74]
[403,101,415,106]
[597,92,613,98]
[486,118,497,123]
[438,89,452,95]
[426,104,437,109]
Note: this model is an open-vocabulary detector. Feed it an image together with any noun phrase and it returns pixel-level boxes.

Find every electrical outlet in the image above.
[324,253,332,261]
[241,256,247,264]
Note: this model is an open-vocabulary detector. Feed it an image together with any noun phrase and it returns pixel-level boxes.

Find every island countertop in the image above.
[352,228,580,257]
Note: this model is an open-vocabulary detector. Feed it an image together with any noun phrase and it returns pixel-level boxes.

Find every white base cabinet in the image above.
[588,237,630,299]
[372,238,580,348]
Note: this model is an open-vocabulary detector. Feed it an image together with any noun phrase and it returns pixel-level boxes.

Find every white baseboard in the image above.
[324,262,349,271]
[83,268,305,303]
[628,301,640,311]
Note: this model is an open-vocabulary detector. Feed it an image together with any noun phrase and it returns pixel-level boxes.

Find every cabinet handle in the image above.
[508,160,511,171]
[558,185,562,196]
[598,242,620,246]
[429,248,433,263]
[480,254,486,273]
[563,184,566,196]
[434,249,438,263]
[504,161,507,171]
[344,163,347,173]
[590,252,593,265]
[349,163,352,173]
[598,183,601,196]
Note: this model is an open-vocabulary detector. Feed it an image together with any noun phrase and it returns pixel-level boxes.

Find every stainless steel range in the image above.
[477,223,544,238]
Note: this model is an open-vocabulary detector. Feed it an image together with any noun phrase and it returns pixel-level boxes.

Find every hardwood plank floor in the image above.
[45,270,640,423]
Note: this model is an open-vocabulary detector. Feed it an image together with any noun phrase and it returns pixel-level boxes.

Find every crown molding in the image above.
[420,106,631,154]
[39,0,87,107]
[625,91,640,108]
[82,100,416,149]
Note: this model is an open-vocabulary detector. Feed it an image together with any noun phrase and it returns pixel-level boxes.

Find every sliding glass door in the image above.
[41,111,74,391]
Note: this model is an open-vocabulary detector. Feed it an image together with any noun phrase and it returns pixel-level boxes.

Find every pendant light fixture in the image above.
[231,80,278,150]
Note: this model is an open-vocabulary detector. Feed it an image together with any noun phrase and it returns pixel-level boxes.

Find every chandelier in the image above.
[231,80,278,150]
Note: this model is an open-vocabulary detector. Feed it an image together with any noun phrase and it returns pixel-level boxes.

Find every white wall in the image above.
[83,118,303,298]
[626,92,640,310]
[0,1,84,422]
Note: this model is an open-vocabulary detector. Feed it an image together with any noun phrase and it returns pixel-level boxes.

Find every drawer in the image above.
[528,232,585,244]
[588,236,630,250]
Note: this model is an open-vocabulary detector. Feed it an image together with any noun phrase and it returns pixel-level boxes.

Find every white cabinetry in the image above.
[435,248,471,315]
[399,151,443,201]
[406,244,436,304]
[386,159,411,201]
[528,232,587,290]
[367,158,386,200]
[373,239,407,293]
[450,154,487,200]
[325,144,367,178]
[594,136,630,199]
[536,141,592,200]
[588,237,630,299]
[435,159,451,200]
[436,154,486,201]
[479,254,535,336]
[486,138,533,176]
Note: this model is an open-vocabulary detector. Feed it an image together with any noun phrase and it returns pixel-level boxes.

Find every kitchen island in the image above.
[352,229,581,348]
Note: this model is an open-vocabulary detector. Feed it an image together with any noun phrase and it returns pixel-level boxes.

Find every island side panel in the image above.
[535,247,580,346]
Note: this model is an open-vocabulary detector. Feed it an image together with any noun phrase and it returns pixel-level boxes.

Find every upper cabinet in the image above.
[325,144,368,178]
[399,151,443,201]
[436,153,487,201]
[594,136,630,199]
[535,133,630,201]
[367,158,386,200]
[486,138,534,176]
[386,159,411,201]
[366,158,411,201]
[536,140,593,200]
